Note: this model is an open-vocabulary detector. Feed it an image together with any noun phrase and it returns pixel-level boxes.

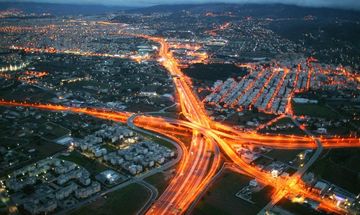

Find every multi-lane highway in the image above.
[136,35,222,215]
[0,33,359,215]
[135,34,356,214]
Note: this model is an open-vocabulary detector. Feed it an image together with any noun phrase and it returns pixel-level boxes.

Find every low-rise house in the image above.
[23,197,57,215]
[75,181,101,199]
[55,182,78,200]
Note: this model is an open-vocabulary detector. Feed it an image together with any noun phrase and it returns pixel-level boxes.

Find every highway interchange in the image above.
[0,33,359,215]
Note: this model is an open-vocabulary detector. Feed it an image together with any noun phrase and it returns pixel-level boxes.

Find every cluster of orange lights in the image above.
[11,46,57,54]
[17,71,49,84]
[210,57,359,116]
[10,46,147,63]
[0,26,46,33]
[205,22,231,36]
[1,33,359,215]
[169,42,209,67]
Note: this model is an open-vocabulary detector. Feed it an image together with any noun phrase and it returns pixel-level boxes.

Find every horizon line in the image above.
[1,1,360,12]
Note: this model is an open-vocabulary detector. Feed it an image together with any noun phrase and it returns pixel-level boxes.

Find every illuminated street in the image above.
[0,2,360,215]
[0,33,359,215]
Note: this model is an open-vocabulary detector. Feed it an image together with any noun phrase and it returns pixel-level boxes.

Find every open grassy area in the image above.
[150,111,180,119]
[272,127,306,135]
[38,122,71,141]
[194,170,272,215]
[292,103,339,119]
[259,118,306,136]
[311,149,360,193]
[58,151,108,175]
[265,149,303,163]
[184,63,248,81]
[72,183,149,215]
[273,117,293,125]
[145,172,170,195]
[326,122,356,136]
[27,140,66,157]
[225,111,277,127]
[195,202,232,215]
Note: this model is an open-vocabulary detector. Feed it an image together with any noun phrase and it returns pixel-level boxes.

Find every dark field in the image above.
[72,183,149,215]
[311,148,360,194]
[194,170,272,215]
[184,63,248,81]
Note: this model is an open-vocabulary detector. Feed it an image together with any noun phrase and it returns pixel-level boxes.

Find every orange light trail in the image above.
[1,33,359,215]
[0,99,359,214]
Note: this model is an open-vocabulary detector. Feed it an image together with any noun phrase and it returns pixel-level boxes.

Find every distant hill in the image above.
[0,1,134,15]
[1,2,359,19]
[129,3,360,20]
